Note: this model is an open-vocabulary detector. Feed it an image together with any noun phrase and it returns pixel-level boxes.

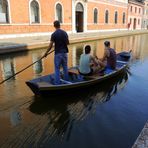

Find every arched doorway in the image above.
[75,3,84,32]
[133,18,136,30]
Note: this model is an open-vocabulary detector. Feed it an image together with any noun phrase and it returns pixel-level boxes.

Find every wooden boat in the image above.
[26,51,131,96]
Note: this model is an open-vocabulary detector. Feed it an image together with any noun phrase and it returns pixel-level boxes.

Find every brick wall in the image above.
[87,2,128,31]
[0,0,72,34]
[0,0,131,35]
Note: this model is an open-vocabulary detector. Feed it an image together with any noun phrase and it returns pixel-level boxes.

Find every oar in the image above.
[0,50,54,85]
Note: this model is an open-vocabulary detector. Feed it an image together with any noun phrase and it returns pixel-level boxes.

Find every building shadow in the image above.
[0,42,28,55]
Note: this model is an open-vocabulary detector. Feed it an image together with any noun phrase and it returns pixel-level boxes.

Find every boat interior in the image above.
[30,60,128,87]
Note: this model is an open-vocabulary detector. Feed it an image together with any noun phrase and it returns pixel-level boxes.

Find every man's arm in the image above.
[66,33,69,45]
[102,49,109,62]
[90,56,104,66]
[43,41,54,57]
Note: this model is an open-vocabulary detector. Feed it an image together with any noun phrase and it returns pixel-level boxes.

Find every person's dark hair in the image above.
[54,20,60,28]
[85,45,91,54]
[104,41,110,47]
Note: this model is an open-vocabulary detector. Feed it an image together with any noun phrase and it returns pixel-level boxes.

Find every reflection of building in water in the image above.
[10,108,22,126]
[123,36,130,51]
[136,34,148,60]
[128,34,148,60]
[72,44,84,66]
[72,46,77,67]
[130,35,142,59]
[32,53,43,74]
[1,58,15,79]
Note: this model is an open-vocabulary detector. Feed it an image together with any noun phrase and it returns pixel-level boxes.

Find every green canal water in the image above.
[0,34,148,148]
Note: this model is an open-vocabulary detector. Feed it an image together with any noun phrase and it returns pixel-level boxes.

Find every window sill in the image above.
[0,23,11,26]
[30,23,41,25]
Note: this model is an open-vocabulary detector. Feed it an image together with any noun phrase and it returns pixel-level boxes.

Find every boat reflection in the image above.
[29,71,129,141]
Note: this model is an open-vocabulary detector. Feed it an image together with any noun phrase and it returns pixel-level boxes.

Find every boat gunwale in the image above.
[37,64,127,91]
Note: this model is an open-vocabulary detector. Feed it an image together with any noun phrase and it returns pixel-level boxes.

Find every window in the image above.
[94,8,98,24]
[130,6,132,12]
[138,19,140,25]
[135,7,137,13]
[123,12,126,24]
[139,8,141,14]
[105,10,109,24]
[147,9,148,15]
[30,0,40,23]
[56,3,63,23]
[114,11,118,24]
[0,0,9,23]
[130,18,132,24]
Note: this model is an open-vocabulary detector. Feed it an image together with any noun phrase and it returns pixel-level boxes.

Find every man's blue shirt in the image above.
[51,29,69,54]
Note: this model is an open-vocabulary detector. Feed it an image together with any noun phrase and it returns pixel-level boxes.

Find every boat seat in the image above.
[60,79,73,84]
[37,81,53,87]
[68,69,85,82]
[68,69,79,75]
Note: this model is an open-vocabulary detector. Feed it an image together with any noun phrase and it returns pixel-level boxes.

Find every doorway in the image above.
[75,3,84,32]
[133,18,136,30]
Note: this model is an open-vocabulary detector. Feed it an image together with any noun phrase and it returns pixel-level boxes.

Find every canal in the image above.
[0,34,148,148]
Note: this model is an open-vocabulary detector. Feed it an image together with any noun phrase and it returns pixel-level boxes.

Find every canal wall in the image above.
[0,30,148,54]
[132,121,148,148]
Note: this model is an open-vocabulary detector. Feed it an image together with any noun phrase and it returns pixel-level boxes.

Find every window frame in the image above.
[29,0,41,24]
[114,11,118,24]
[55,3,63,24]
[93,8,98,24]
[0,0,10,24]
[105,9,109,24]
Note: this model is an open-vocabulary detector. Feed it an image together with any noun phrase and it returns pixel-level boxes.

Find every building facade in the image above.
[0,0,129,37]
[128,0,144,30]
[142,0,148,29]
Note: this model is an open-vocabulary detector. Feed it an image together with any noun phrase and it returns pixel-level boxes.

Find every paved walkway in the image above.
[0,30,147,54]
[132,121,148,148]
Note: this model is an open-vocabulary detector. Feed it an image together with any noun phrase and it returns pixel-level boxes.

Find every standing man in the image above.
[43,20,69,85]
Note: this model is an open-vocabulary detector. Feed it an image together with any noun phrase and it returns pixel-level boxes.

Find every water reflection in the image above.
[10,107,22,126]
[32,53,43,75]
[29,71,128,142]
[0,34,148,148]
[1,58,15,80]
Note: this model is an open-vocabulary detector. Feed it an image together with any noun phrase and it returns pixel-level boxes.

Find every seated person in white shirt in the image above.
[79,45,105,76]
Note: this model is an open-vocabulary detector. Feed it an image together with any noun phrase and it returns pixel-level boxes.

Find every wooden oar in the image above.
[0,50,54,85]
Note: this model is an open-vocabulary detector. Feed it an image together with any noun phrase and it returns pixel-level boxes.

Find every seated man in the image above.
[102,41,117,70]
[79,45,104,76]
